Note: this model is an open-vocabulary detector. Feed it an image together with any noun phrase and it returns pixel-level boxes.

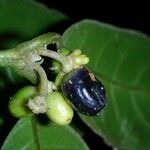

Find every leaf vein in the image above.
[94,36,114,69]
[96,72,150,94]
[111,48,129,81]
[31,116,40,150]
[110,85,121,124]
[130,94,150,128]
[132,64,150,85]
[75,24,92,50]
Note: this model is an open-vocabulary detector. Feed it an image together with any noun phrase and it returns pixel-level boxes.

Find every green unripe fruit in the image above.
[46,91,73,125]
[9,86,37,118]
[58,48,70,55]
[51,48,70,74]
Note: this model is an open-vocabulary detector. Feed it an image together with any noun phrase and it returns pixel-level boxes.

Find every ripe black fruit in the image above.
[61,67,106,116]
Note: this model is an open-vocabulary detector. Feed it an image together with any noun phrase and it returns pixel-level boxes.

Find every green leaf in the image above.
[0,0,67,46]
[63,19,150,150]
[1,117,89,150]
[0,0,67,84]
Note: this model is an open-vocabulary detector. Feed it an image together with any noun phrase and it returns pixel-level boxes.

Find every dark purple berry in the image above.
[61,67,106,116]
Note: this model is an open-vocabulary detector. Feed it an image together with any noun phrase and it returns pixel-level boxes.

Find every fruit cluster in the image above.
[8,34,107,125]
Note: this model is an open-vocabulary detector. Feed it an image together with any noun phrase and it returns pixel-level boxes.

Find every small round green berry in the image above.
[58,48,70,55]
[51,48,70,74]
[46,91,73,125]
[9,86,37,118]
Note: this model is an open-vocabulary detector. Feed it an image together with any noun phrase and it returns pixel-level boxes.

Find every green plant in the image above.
[0,0,150,150]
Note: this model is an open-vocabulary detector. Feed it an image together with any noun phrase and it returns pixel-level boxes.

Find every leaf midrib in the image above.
[31,116,40,150]
[96,72,150,94]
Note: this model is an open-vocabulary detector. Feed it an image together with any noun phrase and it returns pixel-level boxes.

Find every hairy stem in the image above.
[34,65,48,96]
[40,49,66,64]
[0,49,18,67]
[0,33,64,84]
